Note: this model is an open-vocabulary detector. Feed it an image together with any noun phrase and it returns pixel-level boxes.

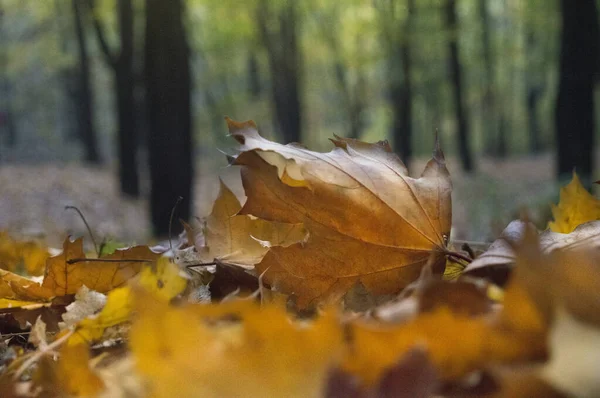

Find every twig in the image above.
[13,330,74,381]
[65,206,99,256]
[66,258,154,265]
[169,196,184,254]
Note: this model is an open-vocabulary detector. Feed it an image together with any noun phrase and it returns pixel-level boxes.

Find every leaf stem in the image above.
[443,249,473,264]
[66,258,155,265]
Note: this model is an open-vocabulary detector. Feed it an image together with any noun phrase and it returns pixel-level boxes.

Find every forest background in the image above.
[0,0,598,244]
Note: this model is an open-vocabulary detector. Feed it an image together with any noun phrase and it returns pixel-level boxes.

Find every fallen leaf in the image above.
[68,257,186,346]
[194,180,306,267]
[228,118,452,307]
[42,237,160,296]
[0,233,49,276]
[548,172,600,233]
[464,220,600,284]
[60,285,107,329]
[51,343,104,396]
[129,290,343,398]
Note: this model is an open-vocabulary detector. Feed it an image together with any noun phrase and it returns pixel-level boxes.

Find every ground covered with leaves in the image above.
[1,119,598,397]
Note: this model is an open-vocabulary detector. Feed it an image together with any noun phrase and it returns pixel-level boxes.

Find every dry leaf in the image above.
[53,343,104,396]
[228,118,452,307]
[549,172,600,233]
[194,180,306,267]
[42,237,159,296]
[464,220,600,284]
[0,232,48,276]
[68,257,186,346]
[129,290,343,398]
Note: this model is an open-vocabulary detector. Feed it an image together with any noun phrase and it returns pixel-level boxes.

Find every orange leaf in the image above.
[228,118,452,307]
[41,237,160,296]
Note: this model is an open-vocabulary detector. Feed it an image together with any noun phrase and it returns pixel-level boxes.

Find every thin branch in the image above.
[66,258,154,265]
[65,205,98,256]
[85,0,117,67]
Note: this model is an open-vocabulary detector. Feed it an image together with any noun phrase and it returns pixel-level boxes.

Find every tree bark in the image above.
[72,0,101,164]
[88,0,139,197]
[145,0,193,236]
[445,0,474,172]
[257,0,302,143]
[555,0,598,184]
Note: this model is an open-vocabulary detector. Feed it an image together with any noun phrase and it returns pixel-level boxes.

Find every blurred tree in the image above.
[479,0,496,155]
[90,0,140,195]
[444,0,474,172]
[555,0,598,185]
[256,0,303,143]
[396,0,414,164]
[377,0,414,165]
[145,0,193,236]
[0,7,17,149]
[317,1,368,140]
[72,0,101,163]
[87,0,140,197]
[247,53,261,99]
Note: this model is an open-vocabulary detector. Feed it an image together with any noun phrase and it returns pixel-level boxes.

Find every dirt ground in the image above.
[0,152,562,248]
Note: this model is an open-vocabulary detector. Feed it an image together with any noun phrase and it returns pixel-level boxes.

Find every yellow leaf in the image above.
[0,269,53,300]
[56,343,104,396]
[68,286,132,346]
[138,256,188,301]
[68,257,187,346]
[130,290,343,398]
[42,237,160,296]
[228,118,452,307]
[0,232,48,276]
[549,172,600,233]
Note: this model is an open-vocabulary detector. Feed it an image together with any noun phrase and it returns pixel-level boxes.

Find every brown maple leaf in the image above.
[228,118,452,307]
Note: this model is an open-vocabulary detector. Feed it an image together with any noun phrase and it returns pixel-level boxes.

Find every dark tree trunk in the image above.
[555,0,598,184]
[247,53,261,99]
[321,6,366,140]
[145,0,193,236]
[257,0,302,143]
[479,0,497,155]
[525,29,544,154]
[72,0,101,164]
[88,0,139,197]
[392,0,414,165]
[527,85,542,153]
[445,0,474,172]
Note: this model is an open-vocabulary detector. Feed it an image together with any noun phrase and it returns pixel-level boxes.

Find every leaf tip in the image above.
[225,117,258,144]
[433,129,445,162]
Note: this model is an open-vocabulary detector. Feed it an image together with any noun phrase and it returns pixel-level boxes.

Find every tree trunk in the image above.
[555,0,598,185]
[145,0,193,236]
[72,0,101,164]
[479,0,496,155]
[445,0,474,172]
[88,0,139,197]
[392,0,414,166]
[257,0,302,143]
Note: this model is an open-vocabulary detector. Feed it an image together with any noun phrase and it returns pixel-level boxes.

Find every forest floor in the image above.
[0,152,563,248]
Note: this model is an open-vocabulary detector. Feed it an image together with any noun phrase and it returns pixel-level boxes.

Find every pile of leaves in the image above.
[1,118,600,397]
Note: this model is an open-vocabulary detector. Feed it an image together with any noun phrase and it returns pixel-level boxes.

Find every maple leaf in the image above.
[41,237,160,296]
[192,180,306,267]
[549,172,600,233]
[227,118,452,307]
